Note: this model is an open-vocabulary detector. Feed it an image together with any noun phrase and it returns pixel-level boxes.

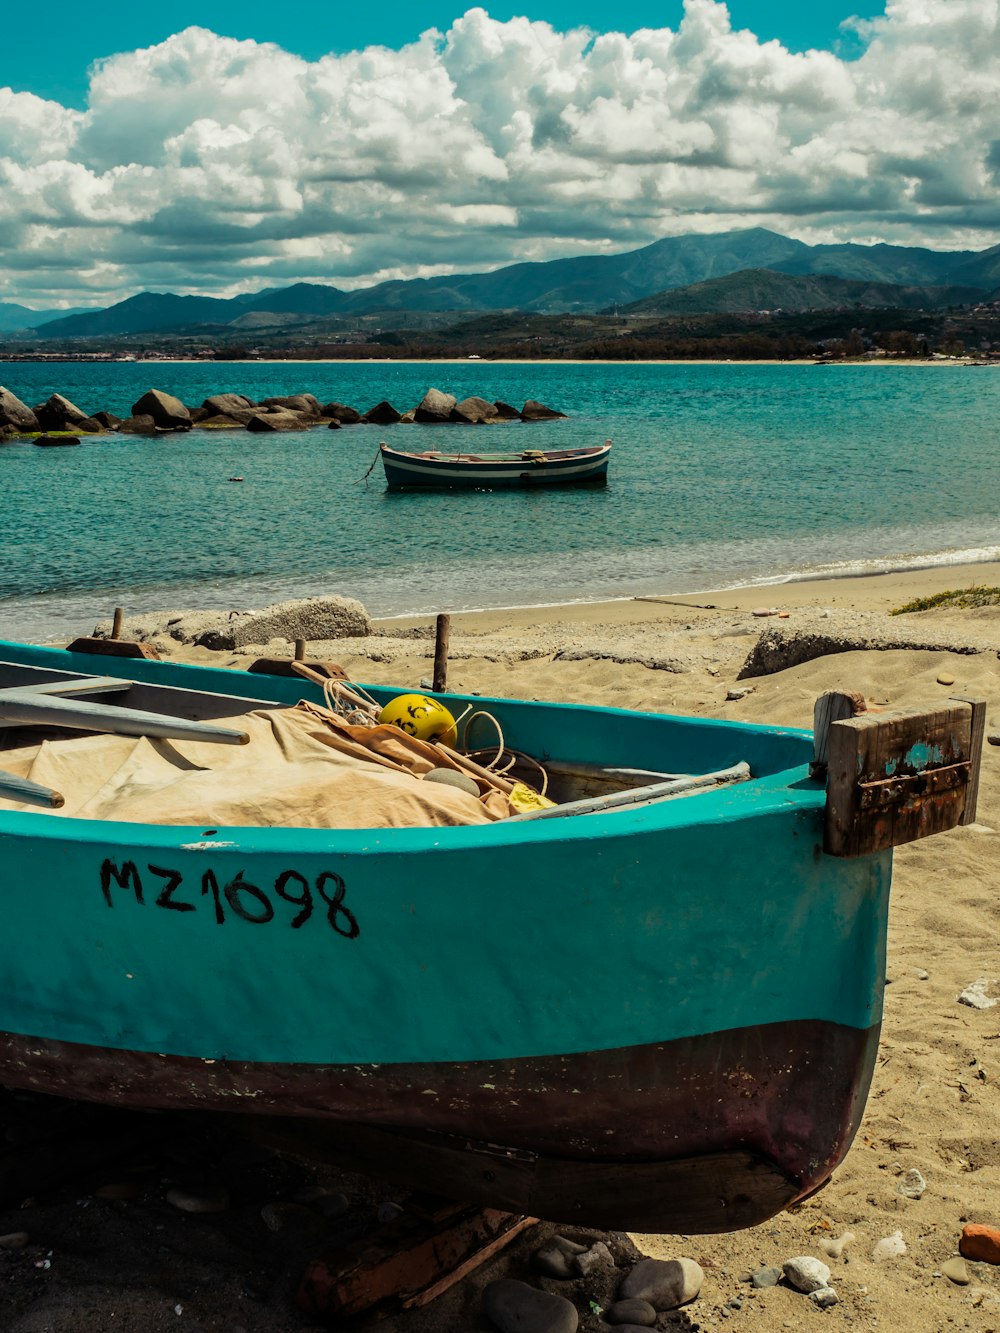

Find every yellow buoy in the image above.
[377,694,458,747]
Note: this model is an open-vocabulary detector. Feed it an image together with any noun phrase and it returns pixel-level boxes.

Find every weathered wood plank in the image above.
[824,700,980,856]
[952,695,986,825]
[64,635,159,660]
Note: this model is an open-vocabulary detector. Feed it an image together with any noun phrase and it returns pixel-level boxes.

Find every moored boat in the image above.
[0,640,982,1231]
[380,440,611,489]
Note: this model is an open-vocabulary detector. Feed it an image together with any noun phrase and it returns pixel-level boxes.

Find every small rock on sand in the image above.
[897,1168,926,1199]
[619,1257,704,1309]
[782,1256,831,1293]
[958,979,997,1009]
[604,1297,657,1325]
[959,1223,1000,1264]
[166,1185,229,1214]
[750,1266,781,1288]
[872,1230,907,1262]
[941,1257,970,1284]
[818,1231,854,1260]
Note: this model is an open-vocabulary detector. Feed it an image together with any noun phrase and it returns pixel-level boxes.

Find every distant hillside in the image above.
[28,227,1000,340]
[0,302,95,332]
[622,269,987,315]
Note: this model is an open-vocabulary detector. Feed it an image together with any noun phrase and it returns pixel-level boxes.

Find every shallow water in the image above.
[2,360,999,640]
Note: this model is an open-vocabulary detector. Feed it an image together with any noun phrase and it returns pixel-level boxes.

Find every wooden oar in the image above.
[1,675,129,699]
[505,762,751,822]
[0,692,250,745]
[0,770,65,808]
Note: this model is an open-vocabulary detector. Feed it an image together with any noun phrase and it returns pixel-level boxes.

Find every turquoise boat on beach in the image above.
[0,638,975,1233]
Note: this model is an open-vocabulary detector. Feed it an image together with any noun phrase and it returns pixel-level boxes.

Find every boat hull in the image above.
[380,445,610,489]
[0,642,891,1231]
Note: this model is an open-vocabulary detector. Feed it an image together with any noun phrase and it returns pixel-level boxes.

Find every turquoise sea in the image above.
[2,360,999,642]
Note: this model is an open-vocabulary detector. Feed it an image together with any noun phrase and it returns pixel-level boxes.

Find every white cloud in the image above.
[1,0,999,306]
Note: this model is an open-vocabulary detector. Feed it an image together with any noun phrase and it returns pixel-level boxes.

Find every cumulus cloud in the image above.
[1,0,1000,306]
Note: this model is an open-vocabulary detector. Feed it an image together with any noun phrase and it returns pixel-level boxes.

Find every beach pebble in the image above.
[377,1201,404,1224]
[483,1278,578,1333]
[937,673,956,686]
[941,1257,970,1285]
[751,607,777,617]
[914,968,930,980]
[958,979,997,1009]
[782,1257,831,1293]
[897,1168,926,1199]
[604,1297,657,1325]
[619,1257,704,1309]
[0,1232,30,1249]
[818,1231,854,1260]
[571,1240,614,1277]
[750,1266,782,1288]
[809,1287,839,1309]
[777,611,790,619]
[533,1235,587,1279]
[315,1191,350,1219]
[726,687,752,701]
[872,1231,907,1262]
[960,1223,1000,1264]
[165,1185,229,1214]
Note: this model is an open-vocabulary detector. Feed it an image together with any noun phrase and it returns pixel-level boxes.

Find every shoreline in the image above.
[372,559,1000,634]
[1,356,978,368]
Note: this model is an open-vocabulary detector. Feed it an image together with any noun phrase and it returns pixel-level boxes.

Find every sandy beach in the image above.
[1,561,999,1331]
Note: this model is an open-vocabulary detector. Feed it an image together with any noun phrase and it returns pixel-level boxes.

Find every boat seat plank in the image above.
[506,761,751,822]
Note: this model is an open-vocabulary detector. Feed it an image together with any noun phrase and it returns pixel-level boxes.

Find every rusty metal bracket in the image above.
[857,760,971,811]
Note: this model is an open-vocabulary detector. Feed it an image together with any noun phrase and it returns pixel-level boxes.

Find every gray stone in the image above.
[619,1257,704,1310]
[941,1256,969,1285]
[483,1278,578,1333]
[92,410,123,429]
[726,687,753,701]
[808,1287,839,1308]
[750,1266,781,1288]
[363,400,402,425]
[451,395,499,424]
[571,1240,614,1277]
[0,386,38,432]
[131,389,191,429]
[897,1168,926,1199]
[377,1201,404,1223]
[118,414,157,434]
[34,434,80,447]
[493,400,521,419]
[202,393,257,417]
[958,979,997,1009]
[782,1257,831,1293]
[605,1297,656,1326]
[414,388,457,422]
[261,394,321,416]
[246,411,310,432]
[520,399,566,421]
[533,1235,587,1279]
[326,417,341,429]
[322,402,362,423]
[34,393,95,431]
[0,1232,30,1249]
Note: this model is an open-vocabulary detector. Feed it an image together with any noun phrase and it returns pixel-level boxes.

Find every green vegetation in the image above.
[892,586,1000,614]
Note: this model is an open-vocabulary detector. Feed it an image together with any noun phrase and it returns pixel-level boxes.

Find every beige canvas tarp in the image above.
[0,701,512,828]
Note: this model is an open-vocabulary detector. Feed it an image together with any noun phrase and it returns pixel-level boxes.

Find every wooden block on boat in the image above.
[64,635,159,660]
[246,657,348,679]
[824,698,986,857]
[297,1200,536,1317]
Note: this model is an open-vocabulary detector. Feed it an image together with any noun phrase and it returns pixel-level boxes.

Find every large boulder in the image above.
[118,415,158,434]
[520,399,566,421]
[202,393,257,415]
[91,410,123,430]
[414,388,457,423]
[362,400,402,425]
[94,596,371,650]
[34,393,98,432]
[0,387,38,433]
[261,394,321,417]
[451,396,499,424]
[131,389,191,430]
[322,402,362,424]
[493,400,521,420]
[34,434,80,447]
[246,411,311,432]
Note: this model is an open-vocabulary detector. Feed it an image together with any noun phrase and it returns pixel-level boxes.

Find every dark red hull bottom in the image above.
[0,1018,879,1232]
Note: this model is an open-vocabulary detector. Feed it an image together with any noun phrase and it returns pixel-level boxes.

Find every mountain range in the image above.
[14,227,1000,340]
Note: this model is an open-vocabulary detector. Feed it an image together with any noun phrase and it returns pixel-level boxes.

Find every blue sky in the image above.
[11,1,885,104]
[2,0,997,308]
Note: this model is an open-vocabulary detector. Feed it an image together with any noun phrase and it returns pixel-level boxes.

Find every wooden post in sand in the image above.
[110,606,124,641]
[433,614,450,693]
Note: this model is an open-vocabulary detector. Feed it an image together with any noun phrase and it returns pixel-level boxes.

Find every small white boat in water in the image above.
[380,441,611,489]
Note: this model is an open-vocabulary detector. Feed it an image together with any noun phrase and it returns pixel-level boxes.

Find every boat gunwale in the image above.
[0,639,818,852]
